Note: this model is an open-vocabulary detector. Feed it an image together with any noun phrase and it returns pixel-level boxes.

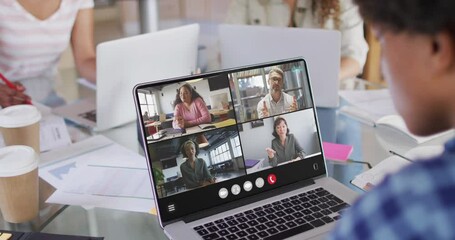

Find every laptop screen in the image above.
[134,58,326,223]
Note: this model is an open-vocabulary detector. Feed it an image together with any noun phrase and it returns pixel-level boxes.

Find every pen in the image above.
[0,72,32,105]
[389,150,414,163]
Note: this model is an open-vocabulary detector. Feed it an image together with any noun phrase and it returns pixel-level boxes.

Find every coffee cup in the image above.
[0,105,42,153]
[0,145,39,223]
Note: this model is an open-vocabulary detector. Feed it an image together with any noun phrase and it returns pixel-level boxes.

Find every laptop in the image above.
[53,24,199,132]
[134,58,358,240]
[218,24,341,108]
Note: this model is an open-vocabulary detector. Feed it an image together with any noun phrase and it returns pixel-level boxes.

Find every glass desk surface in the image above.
[3,79,450,239]
[0,106,377,239]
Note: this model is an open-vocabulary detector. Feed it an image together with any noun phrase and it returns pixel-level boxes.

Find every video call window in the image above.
[137,75,237,144]
[139,60,322,200]
[229,63,314,123]
[239,110,321,174]
[148,126,246,199]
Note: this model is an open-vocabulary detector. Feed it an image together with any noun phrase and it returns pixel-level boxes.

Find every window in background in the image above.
[139,92,157,116]
[210,142,232,164]
[230,136,242,157]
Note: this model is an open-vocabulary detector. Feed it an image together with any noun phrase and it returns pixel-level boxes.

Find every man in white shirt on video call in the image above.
[257,67,297,118]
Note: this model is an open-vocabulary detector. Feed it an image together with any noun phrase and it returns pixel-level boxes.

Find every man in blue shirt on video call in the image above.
[328,0,455,239]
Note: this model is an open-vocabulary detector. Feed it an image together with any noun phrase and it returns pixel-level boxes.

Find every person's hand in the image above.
[266,147,276,158]
[175,115,185,128]
[0,83,31,108]
[201,179,215,186]
[288,96,298,112]
[261,101,269,117]
[290,156,302,162]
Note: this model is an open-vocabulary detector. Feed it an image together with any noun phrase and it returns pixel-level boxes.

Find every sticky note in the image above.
[322,142,353,162]
[149,207,157,215]
[0,233,12,240]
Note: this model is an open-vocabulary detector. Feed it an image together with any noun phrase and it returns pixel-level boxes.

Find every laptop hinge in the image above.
[182,179,316,223]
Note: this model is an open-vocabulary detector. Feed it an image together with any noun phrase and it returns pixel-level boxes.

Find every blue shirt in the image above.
[328,137,455,240]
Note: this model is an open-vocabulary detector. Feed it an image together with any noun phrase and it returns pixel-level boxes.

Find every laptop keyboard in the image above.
[193,187,349,240]
[79,110,96,122]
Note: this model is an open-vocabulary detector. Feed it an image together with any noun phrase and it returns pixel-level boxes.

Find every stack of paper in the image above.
[39,135,155,213]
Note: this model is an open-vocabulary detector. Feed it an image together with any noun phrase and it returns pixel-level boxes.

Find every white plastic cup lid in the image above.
[0,145,38,177]
[0,105,42,128]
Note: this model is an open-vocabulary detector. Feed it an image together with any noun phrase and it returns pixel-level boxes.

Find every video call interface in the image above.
[138,61,322,200]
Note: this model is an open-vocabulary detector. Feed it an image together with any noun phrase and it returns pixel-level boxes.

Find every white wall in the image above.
[156,82,180,115]
[156,80,231,115]
[239,109,321,162]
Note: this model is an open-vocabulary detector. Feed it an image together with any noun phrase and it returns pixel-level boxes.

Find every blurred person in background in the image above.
[0,0,96,107]
[225,0,368,82]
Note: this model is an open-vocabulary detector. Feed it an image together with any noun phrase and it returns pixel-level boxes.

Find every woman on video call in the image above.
[172,83,211,129]
[180,140,215,189]
[266,116,306,167]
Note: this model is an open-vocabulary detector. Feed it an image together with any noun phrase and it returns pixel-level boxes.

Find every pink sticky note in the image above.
[322,142,353,162]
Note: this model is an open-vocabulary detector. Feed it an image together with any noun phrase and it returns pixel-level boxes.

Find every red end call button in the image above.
[267,174,277,185]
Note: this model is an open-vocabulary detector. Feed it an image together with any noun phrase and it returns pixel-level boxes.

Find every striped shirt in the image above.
[0,0,93,101]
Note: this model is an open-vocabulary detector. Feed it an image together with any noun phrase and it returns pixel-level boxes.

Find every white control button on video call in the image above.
[231,184,241,195]
[255,178,265,188]
[219,188,228,199]
[243,181,253,192]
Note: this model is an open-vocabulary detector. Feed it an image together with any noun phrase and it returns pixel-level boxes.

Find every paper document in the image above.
[40,135,155,213]
[47,164,154,213]
[376,115,454,145]
[351,145,445,191]
[0,114,71,153]
[39,115,72,152]
[339,89,455,146]
[339,89,397,126]
[40,135,112,187]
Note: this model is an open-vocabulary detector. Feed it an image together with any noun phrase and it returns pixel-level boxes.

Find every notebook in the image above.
[134,58,358,240]
[218,24,341,108]
[53,24,199,132]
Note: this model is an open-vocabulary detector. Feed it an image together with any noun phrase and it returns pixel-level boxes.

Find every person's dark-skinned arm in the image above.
[0,83,31,108]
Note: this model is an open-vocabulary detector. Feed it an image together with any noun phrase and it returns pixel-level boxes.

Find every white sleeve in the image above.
[284,93,294,109]
[225,0,249,24]
[80,0,94,9]
[257,98,265,118]
[339,0,369,70]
